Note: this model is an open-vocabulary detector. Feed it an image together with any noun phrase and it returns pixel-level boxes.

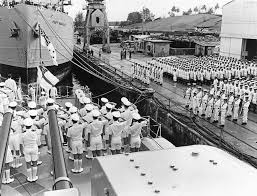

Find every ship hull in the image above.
[0,4,74,69]
[0,62,72,84]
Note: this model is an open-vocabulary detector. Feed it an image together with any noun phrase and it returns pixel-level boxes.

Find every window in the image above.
[96,17,100,24]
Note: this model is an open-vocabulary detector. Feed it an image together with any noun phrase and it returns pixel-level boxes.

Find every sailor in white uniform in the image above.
[67,114,85,173]
[242,96,250,125]
[198,89,208,117]
[9,102,23,168]
[232,95,241,122]
[29,85,36,102]
[88,110,108,157]
[128,113,147,152]
[21,118,40,182]
[1,145,14,184]
[99,97,109,115]
[39,91,47,109]
[79,97,91,117]
[220,97,228,127]
[5,74,17,101]
[226,92,234,118]
[107,111,126,155]
[120,99,133,150]
[49,86,58,100]
[213,95,221,123]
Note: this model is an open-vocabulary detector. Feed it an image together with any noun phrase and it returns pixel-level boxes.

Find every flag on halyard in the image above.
[37,65,59,90]
[36,24,58,66]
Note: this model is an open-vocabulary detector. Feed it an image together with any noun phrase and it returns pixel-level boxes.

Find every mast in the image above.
[39,24,42,61]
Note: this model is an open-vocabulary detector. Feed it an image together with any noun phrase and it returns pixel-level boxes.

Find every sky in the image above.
[66,0,231,21]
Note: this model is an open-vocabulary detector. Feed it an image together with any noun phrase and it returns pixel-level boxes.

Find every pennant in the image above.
[39,26,58,66]
[37,65,59,90]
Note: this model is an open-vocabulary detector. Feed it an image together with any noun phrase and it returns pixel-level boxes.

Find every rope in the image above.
[37,11,121,85]
[38,10,138,92]
[38,11,143,94]
[91,86,120,99]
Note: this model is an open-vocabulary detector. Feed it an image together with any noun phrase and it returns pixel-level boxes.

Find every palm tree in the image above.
[187,8,192,15]
[214,3,219,13]
[215,3,219,10]
[201,5,207,13]
[194,6,199,14]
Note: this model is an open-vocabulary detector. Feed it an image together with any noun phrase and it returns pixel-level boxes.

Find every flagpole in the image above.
[39,24,42,61]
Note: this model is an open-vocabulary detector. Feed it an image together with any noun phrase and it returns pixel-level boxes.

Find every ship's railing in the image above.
[74,46,148,90]
[56,86,74,98]
[141,116,162,139]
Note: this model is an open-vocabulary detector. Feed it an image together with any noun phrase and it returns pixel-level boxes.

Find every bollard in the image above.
[47,107,72,190]
[0,112,13,191]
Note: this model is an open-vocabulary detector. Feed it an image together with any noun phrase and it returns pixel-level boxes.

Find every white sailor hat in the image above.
[123,100,131,106]
[24,118,33,127]
[132,113,141,120]
[112,111,121,118]
[92,109,101,117]
[47,98,55,104]
[41,91,46,95]
[78,93,85,99]
[71,114,80,121]
[9,101,17,108]
[65,102,72,108]
[0,82,5,87]
[101,97,109,103]
[28,110,38,117]
[69,106,78,113]
[106,103,113,109]
[121,97,128,104]
[28,101,37,109]
[83,97,91,104]
[85,104,93,111]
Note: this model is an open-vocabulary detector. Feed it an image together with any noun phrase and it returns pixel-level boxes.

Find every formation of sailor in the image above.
[147,55,257,85]
[184,81,252,127]
[132,61,151,85]
[0,78,149,182]
[51,89,149,174]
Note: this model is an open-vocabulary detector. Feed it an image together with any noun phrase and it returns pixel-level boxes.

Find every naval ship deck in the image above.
[1,98,93,196]
[2,146,92,196]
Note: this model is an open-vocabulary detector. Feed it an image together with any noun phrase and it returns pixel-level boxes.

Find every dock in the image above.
[82,43,257,166]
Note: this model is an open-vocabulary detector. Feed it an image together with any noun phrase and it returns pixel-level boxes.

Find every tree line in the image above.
[74,3,220,28]
[169,3,220,16]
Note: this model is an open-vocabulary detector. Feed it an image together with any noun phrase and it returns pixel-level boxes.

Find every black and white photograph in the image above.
[0,0,257,195]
